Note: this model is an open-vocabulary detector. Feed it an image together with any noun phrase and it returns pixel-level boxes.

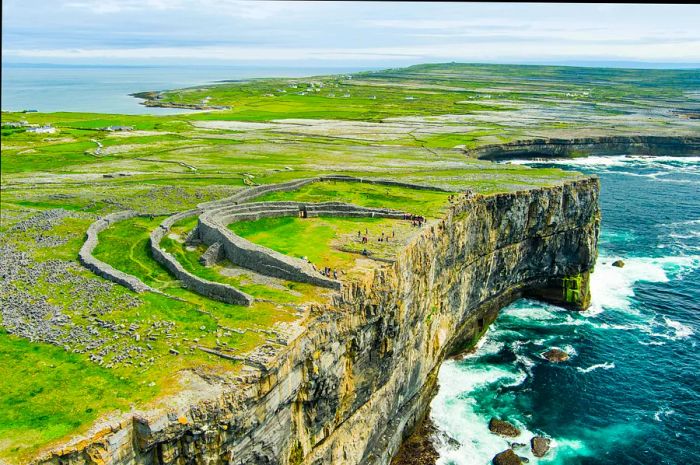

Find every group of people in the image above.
[357,228,395,244]
[403,213,425,227]
[321,266,339,279]
[312,262,339,279]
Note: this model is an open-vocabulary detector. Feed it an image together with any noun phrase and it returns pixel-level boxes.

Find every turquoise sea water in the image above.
[0,63,370,114]
[431,155,700,464]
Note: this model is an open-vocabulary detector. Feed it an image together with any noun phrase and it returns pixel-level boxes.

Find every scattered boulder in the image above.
[531,436,551,457]
[612,260,625,268]
[510,442,527,450]
[492,449,523,465]
[542,348,569,363]
[489,418,521,437]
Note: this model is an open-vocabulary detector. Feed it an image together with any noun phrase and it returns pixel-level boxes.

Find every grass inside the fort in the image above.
[92,216,299,329]
[159,230,327,305]
[230,216,416,272]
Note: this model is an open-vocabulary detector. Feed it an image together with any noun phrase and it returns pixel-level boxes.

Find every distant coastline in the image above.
[1,63,376,115]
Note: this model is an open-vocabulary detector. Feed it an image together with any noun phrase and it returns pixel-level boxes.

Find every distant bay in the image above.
[1,63,374,115]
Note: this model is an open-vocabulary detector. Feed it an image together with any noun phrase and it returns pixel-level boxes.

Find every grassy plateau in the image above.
[1,62,698,462]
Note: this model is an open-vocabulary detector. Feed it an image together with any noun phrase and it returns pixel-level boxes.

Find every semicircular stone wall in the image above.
[79,211,158,294]
[82,176,453,307]
[196,201,409,289]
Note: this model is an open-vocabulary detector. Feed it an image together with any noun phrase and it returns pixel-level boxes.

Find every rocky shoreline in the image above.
[130,91,231,111]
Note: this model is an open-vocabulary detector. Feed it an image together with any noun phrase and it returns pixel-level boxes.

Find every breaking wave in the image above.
[576,362,615,373]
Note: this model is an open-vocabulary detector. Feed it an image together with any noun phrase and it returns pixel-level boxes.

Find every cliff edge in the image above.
[34,177,599,465]
[468,135,700,160]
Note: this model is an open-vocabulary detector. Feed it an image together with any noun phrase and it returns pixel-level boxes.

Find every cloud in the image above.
[62,0,309,20]
[6,40,700,62]
[3,2,699,65]
[361,18,700,43]
[64,0,178,14]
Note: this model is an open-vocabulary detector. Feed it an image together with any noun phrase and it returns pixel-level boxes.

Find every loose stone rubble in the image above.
[0,244,157,368]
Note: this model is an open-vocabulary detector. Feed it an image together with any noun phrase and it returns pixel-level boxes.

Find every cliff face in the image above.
[36,178,600,465]
[470,136,700,160]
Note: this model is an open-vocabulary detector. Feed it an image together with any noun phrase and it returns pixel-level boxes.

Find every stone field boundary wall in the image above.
[197,175,453,210]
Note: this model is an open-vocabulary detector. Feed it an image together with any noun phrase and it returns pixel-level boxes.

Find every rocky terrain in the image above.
[4,62,695,464]
[30,177,599,465]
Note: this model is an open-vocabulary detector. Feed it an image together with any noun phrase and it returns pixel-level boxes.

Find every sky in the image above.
[2,1,700,67]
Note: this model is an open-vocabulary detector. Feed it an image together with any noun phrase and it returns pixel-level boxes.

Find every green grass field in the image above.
[2,62,696,461]
[230,216,415,272]
[255,180,452,218]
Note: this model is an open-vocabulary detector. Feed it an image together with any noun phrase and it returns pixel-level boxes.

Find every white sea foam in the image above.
[595,322,646,331]
[588,255,700,315]
[506,155,629,167]
[662,317,694,340]
[507,155,700,178]
[659,218,700,253]
[432,361,538,465]
[639,340,666,346]
[459,328,505,360]
[503,304,559,321]
[576,362,615,373]
[562,345,577,357]
[662,219,700,228]
[654,407,675,422]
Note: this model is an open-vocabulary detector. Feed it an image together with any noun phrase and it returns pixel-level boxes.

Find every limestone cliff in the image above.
[469,135,700,160]
[34,178,599,465]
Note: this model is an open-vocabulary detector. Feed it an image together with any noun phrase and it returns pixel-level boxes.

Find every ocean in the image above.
[0,63,372,115]
[4,62,698,464]
[431,155,700,464]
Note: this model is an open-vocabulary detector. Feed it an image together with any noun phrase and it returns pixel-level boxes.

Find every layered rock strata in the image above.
[469,135,700,160]
[45,177,599,465]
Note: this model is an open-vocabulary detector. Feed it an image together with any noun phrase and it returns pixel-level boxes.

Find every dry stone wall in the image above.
[79,211,157,294]
[197,201,409,288]
[79,176,450,305]
[149,210,254,307]
[198,175,452,211]
[199,242,224,267]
